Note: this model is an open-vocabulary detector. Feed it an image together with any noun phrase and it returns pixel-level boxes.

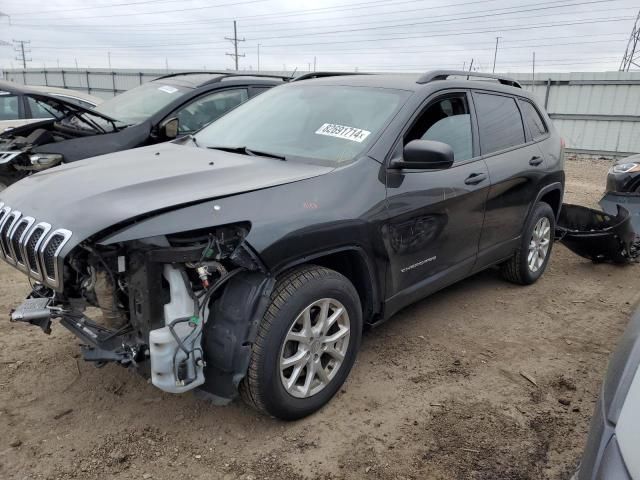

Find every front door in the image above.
[383,91,489,314]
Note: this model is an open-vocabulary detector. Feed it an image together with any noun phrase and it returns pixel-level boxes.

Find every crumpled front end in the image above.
[4,214,273,402]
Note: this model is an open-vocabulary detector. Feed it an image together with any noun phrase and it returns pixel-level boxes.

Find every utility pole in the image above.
[313,56,317,72]
[108,51,111,69]
[165,57,169,72]
[13,40,31,69]
[468,58,474,72]
[74,58,79,69]
[225,20,245,71]
[532,52,536,91]
[257,43,260,71]
[492,36,501,73]
[620,10,640,71]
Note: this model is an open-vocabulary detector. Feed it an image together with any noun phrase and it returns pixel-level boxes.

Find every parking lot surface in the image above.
[1,157,638,480]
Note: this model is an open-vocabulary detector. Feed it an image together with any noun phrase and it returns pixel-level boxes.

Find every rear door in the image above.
[383,90,489,309]
[472,90,547,267]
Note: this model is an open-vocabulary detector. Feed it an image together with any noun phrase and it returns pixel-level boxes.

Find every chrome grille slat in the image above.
[39,228,73,289]
[0,210,22,265]
[12,216,35,272]
[23,222,51,280]
[0,203,72,289]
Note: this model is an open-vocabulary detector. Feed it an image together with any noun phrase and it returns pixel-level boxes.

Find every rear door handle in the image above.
[529,156,544,166]
[464,173,487,185]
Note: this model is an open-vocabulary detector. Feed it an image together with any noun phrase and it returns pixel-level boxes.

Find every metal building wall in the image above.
[510,71,640,158]
[2,68,639,157]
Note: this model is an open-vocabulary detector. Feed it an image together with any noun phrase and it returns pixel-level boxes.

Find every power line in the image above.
[8,0,204,16]
[10,0,268,21]
[238,0,621,42]
[225,20,245,70]
[13,0,497,24]
[620,9,640,71]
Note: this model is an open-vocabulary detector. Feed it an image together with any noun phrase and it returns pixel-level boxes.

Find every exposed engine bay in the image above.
[10,223,272,400]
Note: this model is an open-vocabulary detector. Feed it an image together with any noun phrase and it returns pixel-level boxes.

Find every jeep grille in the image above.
[0,203,71,289]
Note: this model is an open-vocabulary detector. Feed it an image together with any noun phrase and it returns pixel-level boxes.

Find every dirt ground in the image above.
[1,157,639,480]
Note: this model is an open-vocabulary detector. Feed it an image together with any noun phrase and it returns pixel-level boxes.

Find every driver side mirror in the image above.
[390,140,454,170]
[159,117,179,139]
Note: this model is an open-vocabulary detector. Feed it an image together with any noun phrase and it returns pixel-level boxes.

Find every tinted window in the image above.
[406,95,473,162]
[520,100,548,140]
[0,95,19,120]
[474,93,525,155]
[175,89,248,133]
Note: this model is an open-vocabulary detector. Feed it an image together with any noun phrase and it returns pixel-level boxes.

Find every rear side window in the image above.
[175,88,248,134]
[473,92,525,155]
[519,100,548,140]
[0,95,20,120]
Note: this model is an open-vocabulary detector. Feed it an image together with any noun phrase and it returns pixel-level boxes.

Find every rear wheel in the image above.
[502,201,555,285]
[240,265,362,420]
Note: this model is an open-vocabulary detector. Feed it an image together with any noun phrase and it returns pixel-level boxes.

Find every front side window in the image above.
[175,89,248,134]
[0,95,20,120]
[473,92,525,155]
[195,85,410,165]
[405,94,473,162]
[520,100,548,140]
[94,82,189,124]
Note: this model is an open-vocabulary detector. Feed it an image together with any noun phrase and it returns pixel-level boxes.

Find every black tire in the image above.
[502,201,555,285]
[240,265,362,420]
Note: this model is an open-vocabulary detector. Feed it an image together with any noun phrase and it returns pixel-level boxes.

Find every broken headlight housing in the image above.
[29,153,63,170]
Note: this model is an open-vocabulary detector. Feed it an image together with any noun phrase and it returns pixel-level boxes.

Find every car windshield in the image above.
[194,84,410,165]
[94,82,188,124]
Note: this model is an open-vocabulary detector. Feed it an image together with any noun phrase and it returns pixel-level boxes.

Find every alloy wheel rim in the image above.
[528,217,551,273]
[279,298,350,399]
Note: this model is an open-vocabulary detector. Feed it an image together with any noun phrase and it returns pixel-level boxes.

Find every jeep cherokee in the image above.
[0,71,564,420]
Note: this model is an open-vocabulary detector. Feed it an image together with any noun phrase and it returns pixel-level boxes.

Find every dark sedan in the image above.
[0,72,286,190]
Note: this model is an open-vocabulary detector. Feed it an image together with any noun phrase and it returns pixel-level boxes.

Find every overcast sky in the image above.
[0,0,638,73]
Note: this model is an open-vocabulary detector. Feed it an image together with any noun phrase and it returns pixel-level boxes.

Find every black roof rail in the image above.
[153,71,229,81]
[417,70,522,89]
[292,71,369,82]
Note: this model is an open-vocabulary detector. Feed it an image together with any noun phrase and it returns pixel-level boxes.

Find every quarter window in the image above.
[520,100,548,140]
[405,94,473,163]
[175,89,248,133]
[473,92,525,155]
[0,95,19,120]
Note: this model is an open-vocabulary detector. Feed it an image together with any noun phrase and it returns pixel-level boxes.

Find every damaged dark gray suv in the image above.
[0,71,564,419]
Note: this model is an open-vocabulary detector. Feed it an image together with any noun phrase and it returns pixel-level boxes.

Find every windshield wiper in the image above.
[207,145,286,161]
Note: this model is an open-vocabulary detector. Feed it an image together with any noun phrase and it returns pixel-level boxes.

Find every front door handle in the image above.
[529,156,544,166]
[464,173,487,185]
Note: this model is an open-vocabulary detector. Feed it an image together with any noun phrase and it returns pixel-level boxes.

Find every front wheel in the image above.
[502,201,555,285]
[240,265,362,420]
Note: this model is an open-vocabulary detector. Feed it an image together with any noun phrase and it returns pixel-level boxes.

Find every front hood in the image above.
[0,142,333,242]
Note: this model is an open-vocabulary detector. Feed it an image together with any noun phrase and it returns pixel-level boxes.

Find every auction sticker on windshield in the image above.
[158,85,179,94]
[315,123,371,143]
